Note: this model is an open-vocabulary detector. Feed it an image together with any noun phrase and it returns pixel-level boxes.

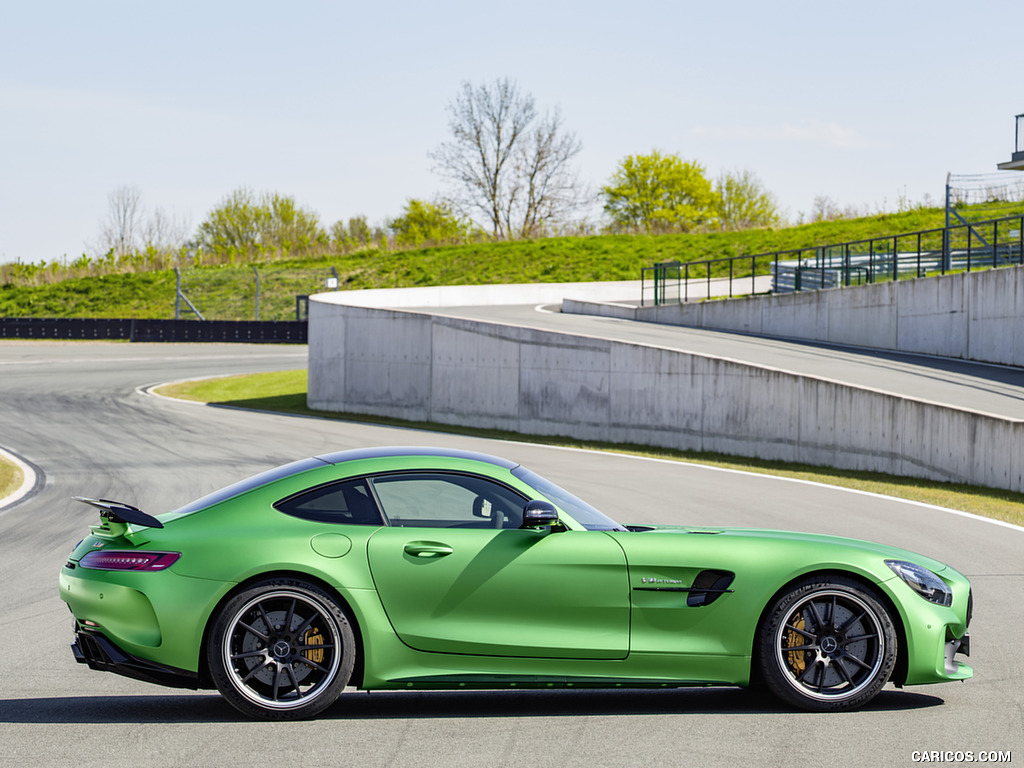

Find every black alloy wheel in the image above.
[758,575,897,711]
[208,578,355,720]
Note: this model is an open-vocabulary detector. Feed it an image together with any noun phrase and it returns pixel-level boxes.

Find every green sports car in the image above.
[59,447,972,719]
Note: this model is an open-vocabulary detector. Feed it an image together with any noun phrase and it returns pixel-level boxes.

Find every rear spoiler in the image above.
[73,497,164,529]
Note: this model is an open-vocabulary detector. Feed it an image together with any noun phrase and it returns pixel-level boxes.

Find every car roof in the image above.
[314,446,519,470]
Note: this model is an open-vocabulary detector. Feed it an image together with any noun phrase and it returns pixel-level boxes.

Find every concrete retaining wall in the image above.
[309,293,1024,492]
[569,265,1024,367]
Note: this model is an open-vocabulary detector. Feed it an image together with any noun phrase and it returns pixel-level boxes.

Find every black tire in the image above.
[757,575,897,711]
[207,578,355,720]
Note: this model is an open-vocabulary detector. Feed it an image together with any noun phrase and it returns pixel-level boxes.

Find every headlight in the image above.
[886,560,952,606]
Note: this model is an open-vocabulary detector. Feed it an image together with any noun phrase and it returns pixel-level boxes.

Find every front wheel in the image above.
[757,575,897,711]
[207,578,355,720]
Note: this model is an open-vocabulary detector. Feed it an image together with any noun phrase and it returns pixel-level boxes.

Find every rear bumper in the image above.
[72,628,202,690]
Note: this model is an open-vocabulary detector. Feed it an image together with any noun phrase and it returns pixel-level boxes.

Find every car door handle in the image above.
[403,541,454,558]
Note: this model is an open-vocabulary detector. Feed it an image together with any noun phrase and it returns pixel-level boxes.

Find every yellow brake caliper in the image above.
[303,627,325,665]
[786,614,807,675]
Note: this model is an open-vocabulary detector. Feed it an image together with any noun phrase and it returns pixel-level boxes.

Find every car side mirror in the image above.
[520,499,561,529]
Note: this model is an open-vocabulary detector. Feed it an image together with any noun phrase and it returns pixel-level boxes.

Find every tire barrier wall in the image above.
[0,317,307,343]
[567,265,1024,368]
[308,295,1024,493]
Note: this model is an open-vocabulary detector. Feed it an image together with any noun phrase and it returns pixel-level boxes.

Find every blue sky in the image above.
[1,0,1020,263]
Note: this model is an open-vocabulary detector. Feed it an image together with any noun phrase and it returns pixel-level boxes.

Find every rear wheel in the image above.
[208,578,355,720]
[758,575,897,711]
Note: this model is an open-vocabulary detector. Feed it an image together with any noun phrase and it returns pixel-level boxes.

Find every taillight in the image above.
[79,550,180,571]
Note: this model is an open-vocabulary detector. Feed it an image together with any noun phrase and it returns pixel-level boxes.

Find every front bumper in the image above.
[944,631,970,675]
[887,576,973,686]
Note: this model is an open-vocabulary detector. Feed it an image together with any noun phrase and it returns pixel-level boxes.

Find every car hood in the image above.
[628,524,951,574]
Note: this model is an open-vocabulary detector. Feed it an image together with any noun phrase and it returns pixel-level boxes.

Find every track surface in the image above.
[0,340,1021,767]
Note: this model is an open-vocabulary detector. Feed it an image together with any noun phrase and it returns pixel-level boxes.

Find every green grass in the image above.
[0,271,177,319]
[1,207,981,321]
[156,370,1024,528]
[0,453,24,503]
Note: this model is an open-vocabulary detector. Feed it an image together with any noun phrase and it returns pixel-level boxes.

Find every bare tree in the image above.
[811,194,841,222]
[142,207,191,252]
[90,186,190,258]
[430,78,583,239]
[516,109,584,236]
[93,185,144,257]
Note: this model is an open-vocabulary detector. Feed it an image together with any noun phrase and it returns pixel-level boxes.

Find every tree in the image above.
[715,169,780,230]
[811,194,842,222]
[602,151,718,233]
[430,78,584,239]
[91,185,189,258]
[196,189,324,254]
[93,185,144,257]
[261,193,325,250]
[389,199,467,247]
[347,216,371,247]
[330,215,374,252]
[141,207,190,252]
[195,188,265,251]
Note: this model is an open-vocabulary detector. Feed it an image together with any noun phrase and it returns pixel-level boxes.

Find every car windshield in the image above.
[511,466,626,531]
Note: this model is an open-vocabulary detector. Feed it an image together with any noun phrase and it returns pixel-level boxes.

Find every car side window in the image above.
[369,473,527,529]
[275,478,384,526]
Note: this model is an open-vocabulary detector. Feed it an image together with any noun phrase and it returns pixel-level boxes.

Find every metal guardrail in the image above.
[0,317,308,343]
[642,213,1024,305]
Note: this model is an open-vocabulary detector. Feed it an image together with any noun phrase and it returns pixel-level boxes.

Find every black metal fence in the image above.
[641,213,1024,305]
[0,317,308,343]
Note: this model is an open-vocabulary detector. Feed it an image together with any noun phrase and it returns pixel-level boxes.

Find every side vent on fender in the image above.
[686,570,735,607]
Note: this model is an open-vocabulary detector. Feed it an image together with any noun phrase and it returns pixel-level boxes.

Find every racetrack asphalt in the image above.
[0,339,1020,768]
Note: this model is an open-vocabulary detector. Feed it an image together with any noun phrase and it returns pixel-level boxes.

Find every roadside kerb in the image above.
[0,446,39,512]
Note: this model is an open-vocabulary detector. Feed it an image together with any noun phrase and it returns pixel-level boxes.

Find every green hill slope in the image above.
[0,207,975,321]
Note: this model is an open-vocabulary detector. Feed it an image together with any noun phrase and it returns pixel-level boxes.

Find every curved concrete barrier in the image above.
[309,283,1024,493]
[323,281,642,309]
[576,265,1024,368]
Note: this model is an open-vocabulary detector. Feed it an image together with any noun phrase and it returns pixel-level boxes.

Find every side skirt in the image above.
[372,674,730,691]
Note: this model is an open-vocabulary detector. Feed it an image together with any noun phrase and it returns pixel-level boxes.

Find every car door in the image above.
[365,472,629,660]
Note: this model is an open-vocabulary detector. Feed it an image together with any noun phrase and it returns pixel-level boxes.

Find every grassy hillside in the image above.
[0,206,989,321]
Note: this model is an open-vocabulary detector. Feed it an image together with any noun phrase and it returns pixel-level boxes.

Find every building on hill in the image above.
[997,113,1024,171]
